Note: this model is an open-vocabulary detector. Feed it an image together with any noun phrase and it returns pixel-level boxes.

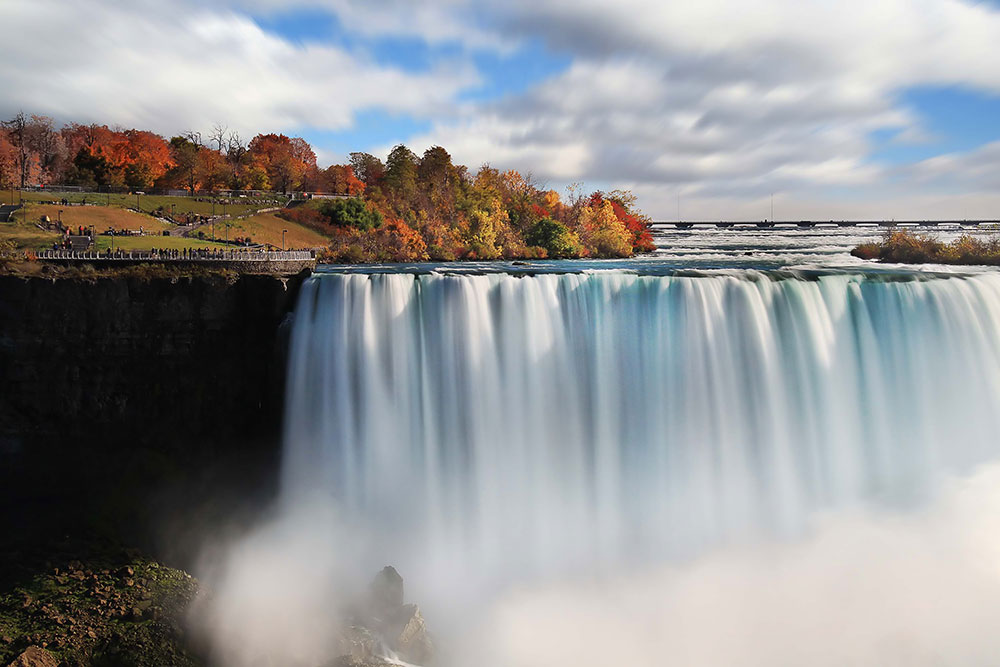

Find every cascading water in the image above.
[281,270,1000,591]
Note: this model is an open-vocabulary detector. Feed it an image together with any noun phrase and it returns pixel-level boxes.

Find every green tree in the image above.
[319,198,383,231]
[384,144,419,202]
[526,218,583,258]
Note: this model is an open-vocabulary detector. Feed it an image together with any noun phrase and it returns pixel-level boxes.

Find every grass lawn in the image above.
[0,221,62,250]
[25,204,172,234]
[91,235,230,252]
[7,189,287,218]
[217,213,331,249]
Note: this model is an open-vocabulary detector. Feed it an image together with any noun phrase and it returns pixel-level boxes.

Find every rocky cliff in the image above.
[0,269,309,569]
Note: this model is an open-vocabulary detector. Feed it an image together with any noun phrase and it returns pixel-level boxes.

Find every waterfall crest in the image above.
[282,271,1000,584]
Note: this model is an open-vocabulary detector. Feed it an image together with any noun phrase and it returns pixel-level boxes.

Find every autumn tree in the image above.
[247,133,316,193]
[0,132,17,189]
[349,152,385,188]
[121,130,172,189]
[317,165,365,195]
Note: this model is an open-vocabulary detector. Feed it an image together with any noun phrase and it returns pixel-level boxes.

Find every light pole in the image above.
[58,209,63,225]
[282,229,287,250]
[136,192,140,211]
[225,223,230,243]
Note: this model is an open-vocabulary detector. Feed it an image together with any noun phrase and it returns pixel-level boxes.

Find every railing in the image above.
[35,250,315,262]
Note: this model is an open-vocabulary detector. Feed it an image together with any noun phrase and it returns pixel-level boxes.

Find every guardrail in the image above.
[35,250,315,262]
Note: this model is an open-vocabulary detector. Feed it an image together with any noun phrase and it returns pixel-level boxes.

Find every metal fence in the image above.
[35,250,315,262]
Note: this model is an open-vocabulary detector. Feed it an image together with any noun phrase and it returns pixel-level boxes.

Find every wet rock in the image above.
[6,646,59,667]
[336,625,378,660]
[370,566,404,612]
[384,604,433,665]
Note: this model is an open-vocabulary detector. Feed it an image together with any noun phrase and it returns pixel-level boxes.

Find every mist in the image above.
[449,463,1000,667]
[191,461,1000,666]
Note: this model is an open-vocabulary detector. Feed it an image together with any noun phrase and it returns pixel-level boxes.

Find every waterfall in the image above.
[281,271,1000,588]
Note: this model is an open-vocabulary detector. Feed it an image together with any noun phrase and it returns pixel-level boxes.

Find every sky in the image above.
[3,0,1000,220]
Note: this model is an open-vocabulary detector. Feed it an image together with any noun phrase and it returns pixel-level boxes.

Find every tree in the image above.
[349,152,385,187]
[319,198,383,230]
[2,113,29,188]
[226,131,249,189]
[247,133,316,193]
[384,144,419,203]
[167,136,200,194]
[526,218,583,258]
[578,199,632,257]
[317,165,365,195]
[121,130,172,189]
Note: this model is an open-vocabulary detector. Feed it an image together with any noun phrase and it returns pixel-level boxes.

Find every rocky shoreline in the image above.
[1,556,431,667]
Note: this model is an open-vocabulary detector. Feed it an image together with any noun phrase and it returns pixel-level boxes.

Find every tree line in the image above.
[0,113,655,261]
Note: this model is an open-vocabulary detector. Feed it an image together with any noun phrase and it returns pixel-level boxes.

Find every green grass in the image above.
[0,222,62,251]
[7,190,287,219]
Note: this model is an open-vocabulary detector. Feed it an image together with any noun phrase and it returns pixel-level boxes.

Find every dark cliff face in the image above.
[0,270,309,570]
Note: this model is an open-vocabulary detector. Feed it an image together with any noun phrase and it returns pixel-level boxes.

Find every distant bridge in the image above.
[651,220,1000,229]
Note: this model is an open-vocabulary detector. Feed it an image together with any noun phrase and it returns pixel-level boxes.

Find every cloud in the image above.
[395,0,1000,213]
[0,0,477,139]
[4,0,1000,217]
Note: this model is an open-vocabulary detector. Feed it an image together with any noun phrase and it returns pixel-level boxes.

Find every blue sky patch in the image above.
[869,86,1000,165]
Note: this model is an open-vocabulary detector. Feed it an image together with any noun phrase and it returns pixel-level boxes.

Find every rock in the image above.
[384,604,433,665]
[6,646,59,667]
[370,566,404,612]
[336,625,378,660]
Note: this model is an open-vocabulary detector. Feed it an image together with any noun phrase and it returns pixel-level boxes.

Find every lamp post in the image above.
[225,223,230,243]
[58,209,63,225]
[282,229,287,250]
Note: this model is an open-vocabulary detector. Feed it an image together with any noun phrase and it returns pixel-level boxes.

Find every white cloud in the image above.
[0,0,477,139]
[397,0,1000,215]
[4,0,1000,217]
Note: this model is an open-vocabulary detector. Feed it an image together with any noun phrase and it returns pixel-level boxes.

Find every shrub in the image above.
[851,229,1000,266]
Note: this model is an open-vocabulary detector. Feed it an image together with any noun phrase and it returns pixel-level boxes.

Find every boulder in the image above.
[384,604,433,665]
[369,566,404,613]
[6,646,59,667]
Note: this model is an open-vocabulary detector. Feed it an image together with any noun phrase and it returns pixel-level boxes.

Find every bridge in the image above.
[651,219,1000,229]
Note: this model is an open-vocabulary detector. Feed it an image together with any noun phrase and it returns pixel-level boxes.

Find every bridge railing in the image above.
[35,250,315,262]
